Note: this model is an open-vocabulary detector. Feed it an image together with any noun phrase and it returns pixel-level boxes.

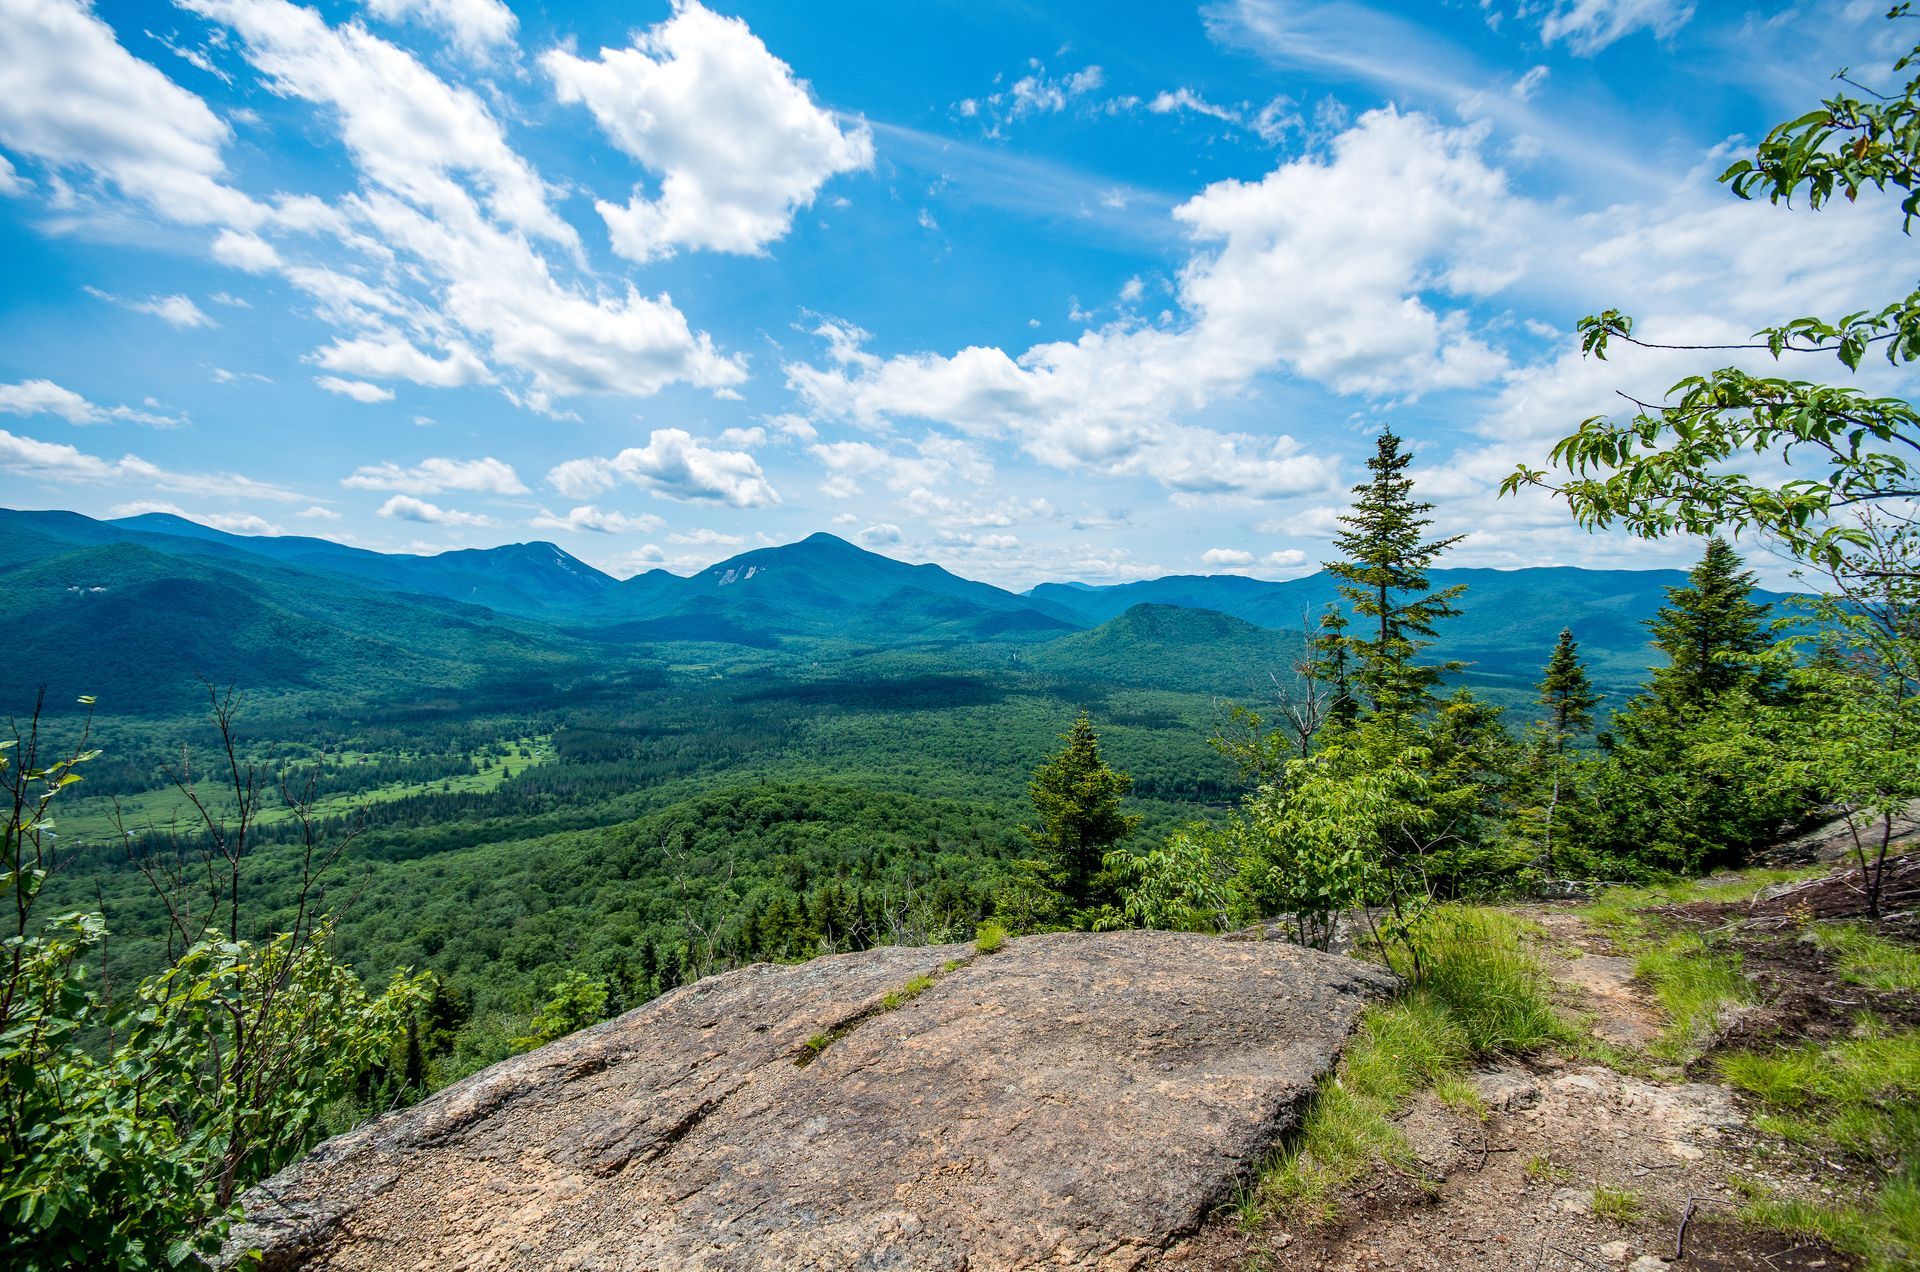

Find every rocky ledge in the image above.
[227,929,1397,1271]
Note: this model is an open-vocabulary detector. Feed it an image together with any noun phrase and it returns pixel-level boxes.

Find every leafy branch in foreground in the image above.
[1,692,425,1269]
[1502,15,1920,595]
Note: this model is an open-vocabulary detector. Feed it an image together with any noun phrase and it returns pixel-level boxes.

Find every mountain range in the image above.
[1,507,1776,712]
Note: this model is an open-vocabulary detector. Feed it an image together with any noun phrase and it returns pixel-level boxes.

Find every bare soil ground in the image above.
[1159,897,1865,1272]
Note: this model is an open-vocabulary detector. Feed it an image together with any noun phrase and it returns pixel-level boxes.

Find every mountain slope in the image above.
[1029,567,1795,691]
[0,538,603,711]
[1028,604,1306,694]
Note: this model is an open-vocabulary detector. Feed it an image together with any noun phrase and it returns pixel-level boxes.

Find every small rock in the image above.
[1628,1257,1670,1271]
[1599,1238,1632,1262]
[1552,1186,1595,1216]
[1468,1068,1540,1111]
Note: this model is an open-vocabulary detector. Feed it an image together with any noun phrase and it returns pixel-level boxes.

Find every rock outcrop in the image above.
[227,929,1397,1270]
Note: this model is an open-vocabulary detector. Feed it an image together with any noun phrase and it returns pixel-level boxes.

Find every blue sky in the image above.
[0,0,1911,587]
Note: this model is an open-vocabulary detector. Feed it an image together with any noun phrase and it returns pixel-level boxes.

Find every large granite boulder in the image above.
[227,929,1396,1270]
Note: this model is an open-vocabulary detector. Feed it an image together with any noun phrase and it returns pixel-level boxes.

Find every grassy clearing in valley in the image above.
[54,736,556,842]
[1243,906,1574,1227]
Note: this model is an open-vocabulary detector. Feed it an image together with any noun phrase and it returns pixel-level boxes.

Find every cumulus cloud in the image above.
[210,228,280,273]
[857,522,903,547]
[166,0,746,409]
[313,375,395,403]
[528,504,663,534]
[0,0,265,227]
[1201,547,1255,567]
[787,108,1515,496]
[0,378,182,427]
[547,429,779,507]
[0,428,301,501]
[375,493,494,525]
[363,0,517,57]
[343,455,525,495]
[544,0,872,261]
[313,334,492,388]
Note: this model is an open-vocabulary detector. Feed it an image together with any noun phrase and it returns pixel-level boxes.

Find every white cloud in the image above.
[547,429,779,507]
[857,522,903,547]
[668,527,744,546]
[0,378,182,427]
[314,334,492,387]
[363,0,517,57]
[1000,62,1104,120]
[0,0,265,227]
[807,437,980,495]
[211,228,281,272]
[343,455,525,495]
[298,504,341,519]
[1511,65,1550,102]
[787,108,1514,496]
[183,0,569,245]
[544,0,873,261]
[0,154,25,195]
[1537,0,1694,55]
[1201,547,1255,567]
[0,428,302,501]
[528,504,663,534]
[88,288,217,329]
[1149,87,1241,125]
[178,0,746,407]
[376,493,494,525]
[313,375,395,403]
[108,499,284,535]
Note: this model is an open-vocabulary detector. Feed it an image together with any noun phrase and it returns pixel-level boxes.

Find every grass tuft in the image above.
[973,921,1007,955]
[1592,1183,1641,1223]
[1250,905,1570,1228]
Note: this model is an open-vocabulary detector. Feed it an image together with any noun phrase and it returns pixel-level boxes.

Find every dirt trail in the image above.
[1164,904,1854,1272]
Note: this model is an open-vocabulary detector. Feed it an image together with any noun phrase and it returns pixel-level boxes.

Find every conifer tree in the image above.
[1311,606,1358,729]
[1535,628,1599,875]
[1646,537,1771,710]
[1540,628,1600,744]
[1326,428,1466,723]
[1022,712,1141,914]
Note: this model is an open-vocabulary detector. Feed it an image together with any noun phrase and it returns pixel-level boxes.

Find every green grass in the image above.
[1637,932,1751,1062]
[1719,1022,1920,1267]
[973,921,1007,955]
[1738,1169,1920,1272]
[1592,1183,1642,1223]
[1579,874,1778,1063]
[1808,924,1920,992]
[1245,906,1572,1227]
[879,973,937,1013]
[1524,1154,1570,1184]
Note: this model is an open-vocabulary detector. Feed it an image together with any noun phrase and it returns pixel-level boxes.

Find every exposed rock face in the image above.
[228,930,1396,1271]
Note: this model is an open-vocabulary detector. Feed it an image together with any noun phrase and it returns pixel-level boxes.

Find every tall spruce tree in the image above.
[1326,428,1466,722]
[1535,628,1599,876]
[1646,537,1771,710]
[1022,712,1140,914]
